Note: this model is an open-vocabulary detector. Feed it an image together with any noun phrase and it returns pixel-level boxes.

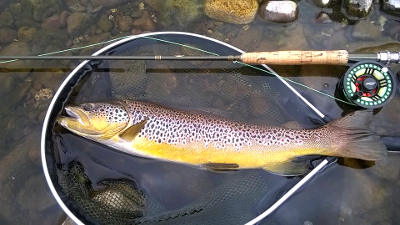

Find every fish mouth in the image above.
[64,106,87,126]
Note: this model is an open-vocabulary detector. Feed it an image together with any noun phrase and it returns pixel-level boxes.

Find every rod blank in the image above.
[1,50,396,65]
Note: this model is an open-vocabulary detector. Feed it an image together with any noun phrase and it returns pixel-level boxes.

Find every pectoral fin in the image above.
[202,163,240,171]
[262,159,311,176]
[119,119,147,142]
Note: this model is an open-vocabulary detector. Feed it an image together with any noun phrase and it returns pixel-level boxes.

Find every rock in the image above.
[133,11,155,31]
[204,0,259,24]
[90,0,128,11]
[67,12,90,34]
[65,0,88,12]
[17,26,37,42]
[312,0,332,7]
[9,0,36,27]
[382,0,400,15]
[345,0,373,17]
[41,11,69,30]
[0,10,14,27]
[0,28,17,44]
[0,42,32,76]
[352,20,381,40]
[159,0,203,27]
[117,15,134,32]
[17,175,56,211]
[62,217,77,225]
[97,14,113,32]
[30,0,62,22]
[259,0,298,23]
[315,12,333,23]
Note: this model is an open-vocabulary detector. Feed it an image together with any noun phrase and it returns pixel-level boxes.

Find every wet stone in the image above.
[382,0,400,15]
[204,0,259,24]
[30,0,62,22]
[345,0,373,17]
[312,0,332,7]
[259,0,298,23]
[352,20,381,40]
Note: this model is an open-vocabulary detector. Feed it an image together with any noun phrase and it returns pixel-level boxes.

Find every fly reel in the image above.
[339,61,397,109]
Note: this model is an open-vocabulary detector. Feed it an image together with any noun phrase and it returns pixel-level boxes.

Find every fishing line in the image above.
[0,35,355,105]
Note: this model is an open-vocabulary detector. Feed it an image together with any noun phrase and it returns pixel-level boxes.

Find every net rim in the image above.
[40,31,327,225]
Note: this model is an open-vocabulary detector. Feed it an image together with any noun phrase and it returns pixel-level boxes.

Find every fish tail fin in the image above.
[324,110,387,161]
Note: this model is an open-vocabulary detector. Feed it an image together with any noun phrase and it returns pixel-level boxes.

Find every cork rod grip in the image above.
[240,50,349,65]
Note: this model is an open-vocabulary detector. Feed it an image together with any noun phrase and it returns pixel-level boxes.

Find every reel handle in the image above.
[240,50,349,65]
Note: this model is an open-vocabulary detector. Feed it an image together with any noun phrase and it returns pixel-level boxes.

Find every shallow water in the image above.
[0,0,399,225]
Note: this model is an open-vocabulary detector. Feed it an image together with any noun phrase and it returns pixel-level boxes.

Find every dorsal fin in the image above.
[119,119,147,142]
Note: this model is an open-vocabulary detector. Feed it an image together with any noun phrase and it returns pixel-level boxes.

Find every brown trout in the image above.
[57,100,386,175]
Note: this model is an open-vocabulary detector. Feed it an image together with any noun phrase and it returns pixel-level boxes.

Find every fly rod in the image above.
[1,51,399,65]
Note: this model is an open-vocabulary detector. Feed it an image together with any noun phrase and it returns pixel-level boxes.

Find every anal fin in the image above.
[202,163,239,171]
[262,159,311,176]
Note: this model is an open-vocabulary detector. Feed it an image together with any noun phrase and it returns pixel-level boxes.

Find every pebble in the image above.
[65,0,87,12]
[382,0,400,15]
[204,0,259,24]
[259,0,298,23]
[0,28,17,44]
[345,0,373,17]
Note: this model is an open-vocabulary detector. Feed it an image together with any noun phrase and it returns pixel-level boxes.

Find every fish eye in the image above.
[82,103,97,111]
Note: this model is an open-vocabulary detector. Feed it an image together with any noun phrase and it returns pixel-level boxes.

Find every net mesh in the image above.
[52,34,318,225]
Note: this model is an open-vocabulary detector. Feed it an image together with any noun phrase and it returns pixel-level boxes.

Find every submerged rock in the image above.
[382,0,400,15]
[259,0,298,23]
[159,0,203,28]
[97,14,114,32]
[41,11,69,30]
[65,0,88,12]
[30,0,62,22]
[17,26,37,42]
[116,15,134,32]
[204,0,259,24]
[352,20,381,40]
[67,12,90,34]
[345,0,373,17]
[0,10,14,27]
[0,28,17,44]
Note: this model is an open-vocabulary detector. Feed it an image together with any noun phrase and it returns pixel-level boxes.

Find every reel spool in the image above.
[340,61,397,109]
